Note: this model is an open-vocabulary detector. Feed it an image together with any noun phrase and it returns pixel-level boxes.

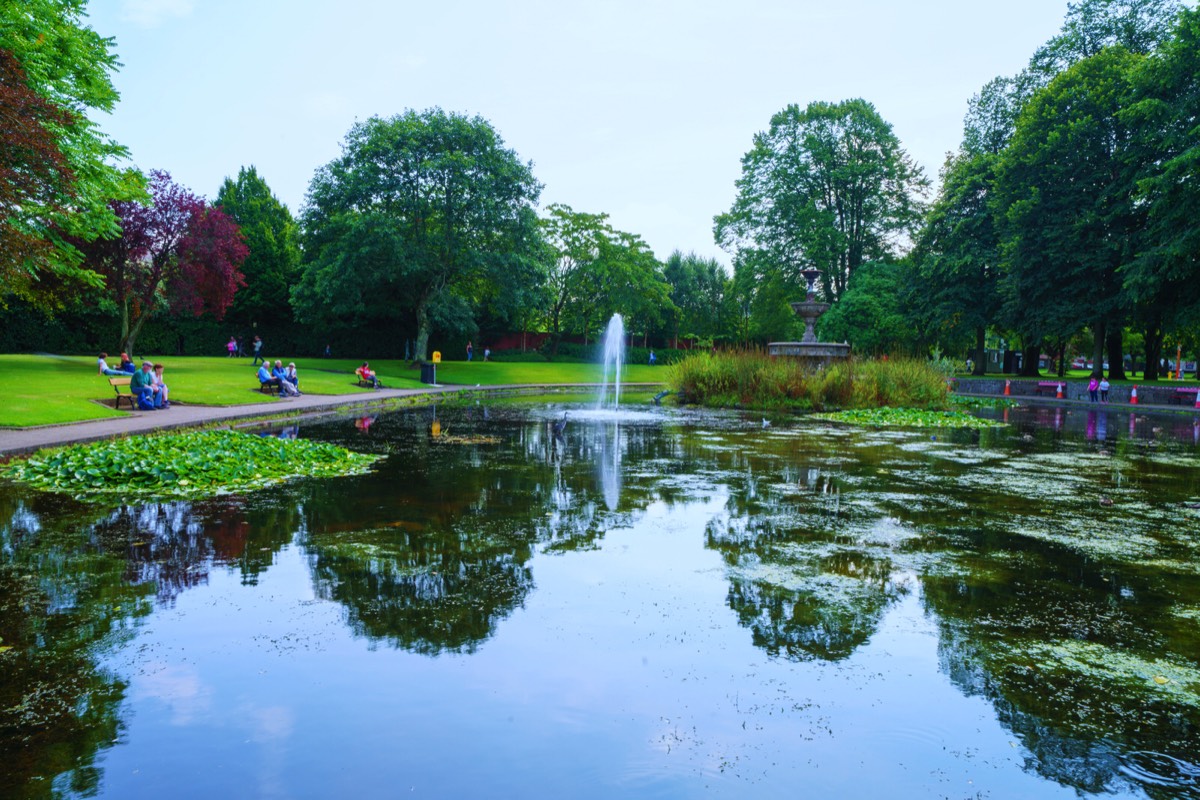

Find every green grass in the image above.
[0,354,668,428]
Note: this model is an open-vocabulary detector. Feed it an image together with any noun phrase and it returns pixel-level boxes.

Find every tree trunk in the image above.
[1143,322,1162,382]
[1106,326,1126,381]
[972,327,986,376]
[1019,338,1042,377]
[121,304,149,360]
[414,298,431,362]
[1091,318,1107,379]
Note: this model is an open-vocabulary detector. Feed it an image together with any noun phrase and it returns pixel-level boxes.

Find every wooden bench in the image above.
[109,376,136,409]
[1168,387,1200,405]
[258,379,279,395]
[1033,381,1063,396]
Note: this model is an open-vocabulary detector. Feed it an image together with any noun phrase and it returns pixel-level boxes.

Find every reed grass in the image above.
[667,351,950,411]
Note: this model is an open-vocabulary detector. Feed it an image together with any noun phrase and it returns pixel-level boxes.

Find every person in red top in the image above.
[356,362,380,389]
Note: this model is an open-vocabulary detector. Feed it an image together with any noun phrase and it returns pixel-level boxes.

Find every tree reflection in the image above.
[0,492,150,800]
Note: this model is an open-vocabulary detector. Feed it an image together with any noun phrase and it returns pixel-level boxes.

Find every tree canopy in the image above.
[0,0,143,303]
[215,166,301,328]
[715,99,927,303]
[294,109,543,360]
[83,170,247,355]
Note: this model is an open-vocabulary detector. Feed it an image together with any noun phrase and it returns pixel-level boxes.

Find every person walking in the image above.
[226,337,237,357]
[466,341,473,362]
[252,335,264,365]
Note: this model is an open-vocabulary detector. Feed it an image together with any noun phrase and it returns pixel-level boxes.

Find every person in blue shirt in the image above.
[258,363,283,395]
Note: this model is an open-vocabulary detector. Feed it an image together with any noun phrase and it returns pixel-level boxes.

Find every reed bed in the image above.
[668,351,950,411]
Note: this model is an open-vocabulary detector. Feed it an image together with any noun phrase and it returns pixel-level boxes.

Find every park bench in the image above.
[1033,381,1063,396]
[1168,387,1200,405]
[109,376,136,409]
[258,378,279,395]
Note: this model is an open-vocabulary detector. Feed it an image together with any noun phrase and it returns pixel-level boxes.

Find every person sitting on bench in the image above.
[272,360,301,396]
[130,361,163,409]
[257,362,284,395]
[356,362,381,389]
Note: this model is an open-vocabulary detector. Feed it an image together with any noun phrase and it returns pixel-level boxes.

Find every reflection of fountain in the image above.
[597,314,625,409]
[767,268,851,366]
[598,423,622,511]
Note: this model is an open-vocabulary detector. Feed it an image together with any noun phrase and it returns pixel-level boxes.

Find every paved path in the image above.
[0,382,664,456]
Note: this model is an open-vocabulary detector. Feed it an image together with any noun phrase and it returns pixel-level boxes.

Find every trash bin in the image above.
[420,362,435,384]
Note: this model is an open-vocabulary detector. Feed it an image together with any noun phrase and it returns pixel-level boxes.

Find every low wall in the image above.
[953,378,1199,405]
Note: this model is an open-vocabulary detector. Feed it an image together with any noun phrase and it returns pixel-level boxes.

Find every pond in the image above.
[1,402,1198,799]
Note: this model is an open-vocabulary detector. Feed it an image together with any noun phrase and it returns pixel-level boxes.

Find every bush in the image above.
[668,351,949,411]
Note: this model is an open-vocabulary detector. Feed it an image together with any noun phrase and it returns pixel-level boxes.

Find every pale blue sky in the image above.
[88,0,1074,264]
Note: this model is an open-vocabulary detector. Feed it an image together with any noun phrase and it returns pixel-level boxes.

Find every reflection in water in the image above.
[1,405,1198,798]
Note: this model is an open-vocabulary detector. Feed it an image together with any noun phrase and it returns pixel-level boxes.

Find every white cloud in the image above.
[121,0,194,28]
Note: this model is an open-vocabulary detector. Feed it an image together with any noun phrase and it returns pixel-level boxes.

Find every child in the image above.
[1099,376,1110,403]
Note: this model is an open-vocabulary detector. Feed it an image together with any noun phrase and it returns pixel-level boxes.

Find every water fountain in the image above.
[597,314,625,409]
[767,268,851,367]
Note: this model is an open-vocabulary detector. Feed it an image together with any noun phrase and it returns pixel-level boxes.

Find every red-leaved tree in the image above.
[0,48,77,300]
[85,170,247,355]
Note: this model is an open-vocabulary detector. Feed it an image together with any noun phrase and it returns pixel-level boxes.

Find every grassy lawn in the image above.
[0,354,668,428]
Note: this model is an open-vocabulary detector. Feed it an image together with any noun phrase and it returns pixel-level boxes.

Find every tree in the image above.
[996,48,1144,379]
[1123,6,1200,380]
[0,48,74,301]
[818,260,921,356]
[295,109,542,361]
[214,166,301,327]
[84,171,247,355]
[715,98,927,302]
[539,204,612,355]
[662,251,729,347]
[914,151,1003,375]
[0,0,144,301]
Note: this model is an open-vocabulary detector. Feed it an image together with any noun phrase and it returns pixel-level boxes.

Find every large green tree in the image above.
[294,109,542,360]
[715,99,927,303]
[215,166,301,328]
[996,47,1144,380]
[0,0,143,302]
[1123,5,1200,379]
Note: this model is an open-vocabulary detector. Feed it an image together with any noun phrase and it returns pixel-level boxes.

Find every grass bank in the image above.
[0,354,667,428]
[669,352,949,411]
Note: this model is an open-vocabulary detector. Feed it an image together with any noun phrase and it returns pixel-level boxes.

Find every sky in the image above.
[87,0,1076,266]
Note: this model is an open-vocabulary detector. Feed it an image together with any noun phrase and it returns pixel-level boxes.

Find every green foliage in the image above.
[215,166,301,327]
[809,407,1004,429]
[0,0,144,303]
[668,352,949,411]
[817,260,921,356]
[4,430,379,499]
[715,98,928,302]
[662,250,729,344]
[295,109,543,361]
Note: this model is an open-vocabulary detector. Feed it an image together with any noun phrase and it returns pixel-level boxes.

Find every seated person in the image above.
[97,352,125,376]
[271,360,301,396]
[118,352,137,374]
[130,361,163,409]
[356,361,380,389]
[284,362,299,387]
[152,363,170,408]
[257,362,283,394]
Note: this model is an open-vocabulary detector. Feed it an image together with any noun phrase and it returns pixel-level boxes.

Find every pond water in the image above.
[1,402,1198,799]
